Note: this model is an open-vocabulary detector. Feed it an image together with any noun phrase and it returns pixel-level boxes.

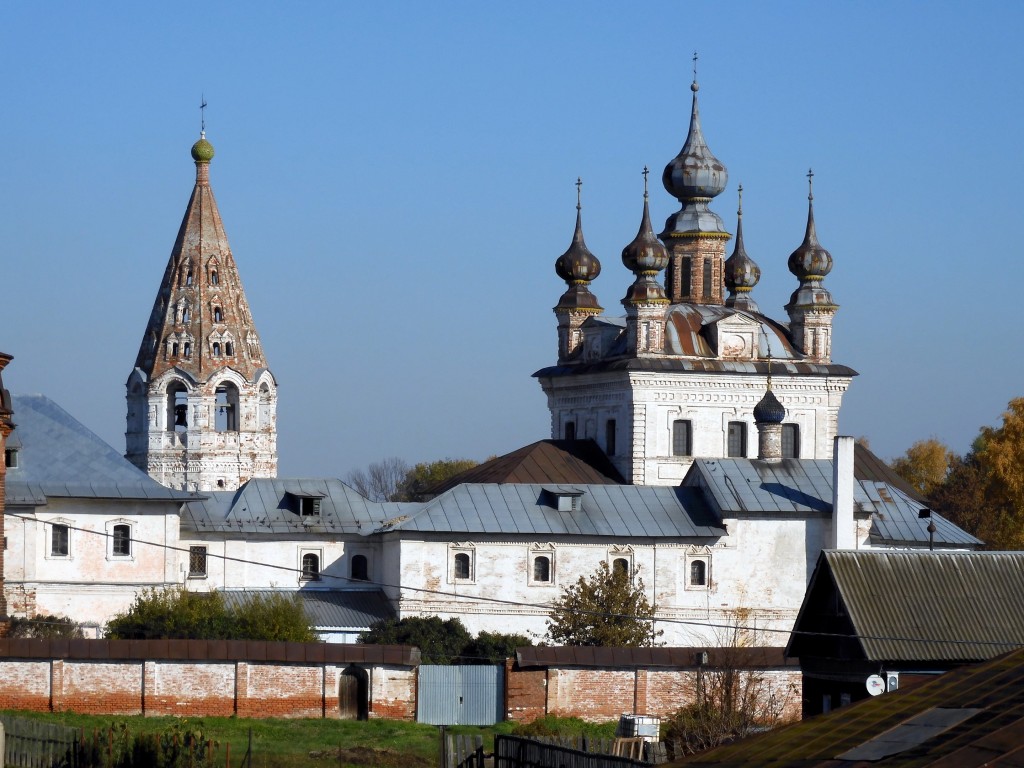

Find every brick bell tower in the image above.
[126,130,278,491]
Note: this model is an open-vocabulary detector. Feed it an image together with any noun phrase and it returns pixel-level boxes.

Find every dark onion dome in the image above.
[555,182,602,312]
[788,171,833,281]
[753,388,786,424]
[724,185,761,312]
[622,172,670,305]
[191,131,215,163]
[662,80,728,202]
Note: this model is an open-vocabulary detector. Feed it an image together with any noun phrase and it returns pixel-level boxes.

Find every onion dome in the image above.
[788,170,832,281]
[622,168,670,305]
[724,185,761,312]
[555,179,602,312]
[660,63,729,238]
[753,388,786,424]
[191,131,215,163]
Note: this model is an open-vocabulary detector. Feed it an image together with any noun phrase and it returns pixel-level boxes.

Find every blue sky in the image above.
[1,2,1021,477]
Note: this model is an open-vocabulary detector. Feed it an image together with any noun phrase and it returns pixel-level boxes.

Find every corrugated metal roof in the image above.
[688,459,980,548]
[534,357,858,379]
[382,483,725,538]
[429,440,625,495]
[220,589,394,629]
[6,394,198,503]
[675,648,1024,767]
[180,478,415,534]
[825,551,1024,662]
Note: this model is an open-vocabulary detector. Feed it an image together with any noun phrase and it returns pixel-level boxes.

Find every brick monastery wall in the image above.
[0,640,418,720]
[507,663,802,724]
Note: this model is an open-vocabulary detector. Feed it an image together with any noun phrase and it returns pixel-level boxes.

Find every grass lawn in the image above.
[1,711,618,767]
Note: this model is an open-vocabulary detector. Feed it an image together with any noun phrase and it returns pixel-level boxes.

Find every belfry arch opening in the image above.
[167,382,189,432]
[215,382,240,432]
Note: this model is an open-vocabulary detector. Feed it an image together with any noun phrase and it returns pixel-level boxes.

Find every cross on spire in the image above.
[738,183,744,216]
[200,95,208,136]
[575,177,582,211]
[692,51,698,81]
[807,168,814,201]
[642,166,649,198]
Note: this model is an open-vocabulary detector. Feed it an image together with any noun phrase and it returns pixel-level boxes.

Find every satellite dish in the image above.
[866,675,886,696]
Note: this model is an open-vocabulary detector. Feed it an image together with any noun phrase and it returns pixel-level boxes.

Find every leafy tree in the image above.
[346,457,411,502]
[106,587,317,642]
[8,614,83,639]
[359,616,472,664]
[546,560,662,647]
[890,437,954,497]
[396,458,479,501]
[461,630,533,665]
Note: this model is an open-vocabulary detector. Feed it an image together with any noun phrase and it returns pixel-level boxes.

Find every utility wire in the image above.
[7,511,1022,651]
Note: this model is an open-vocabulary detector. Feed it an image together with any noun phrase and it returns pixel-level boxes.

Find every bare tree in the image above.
[346,457,411,502]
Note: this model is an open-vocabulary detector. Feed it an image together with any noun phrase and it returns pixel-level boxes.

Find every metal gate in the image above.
[417,665,504,725]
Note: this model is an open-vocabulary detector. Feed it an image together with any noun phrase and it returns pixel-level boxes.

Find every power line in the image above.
[7,511,1022,651]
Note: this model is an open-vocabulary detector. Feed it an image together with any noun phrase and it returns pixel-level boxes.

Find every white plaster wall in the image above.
[542,371,852,485]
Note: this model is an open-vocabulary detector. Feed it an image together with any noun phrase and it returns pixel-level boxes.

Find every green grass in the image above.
[2,711,622,768]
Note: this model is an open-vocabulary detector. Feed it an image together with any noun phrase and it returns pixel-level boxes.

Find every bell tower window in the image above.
[214,307,223,322]
[215,382,240,432]
[167,383,188,431]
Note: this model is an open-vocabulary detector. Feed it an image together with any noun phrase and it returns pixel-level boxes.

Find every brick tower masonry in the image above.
[0,353,14,635]
[126,133,277,491]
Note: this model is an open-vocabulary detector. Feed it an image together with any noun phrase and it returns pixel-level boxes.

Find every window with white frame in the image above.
[107,521,133,559]
[685,550,712,590]
[351,553,369,581]
[450,546,475,583]
[529,545,555,585]
[672,419,692,457]
[300,550,321,581]
[48,522,70,558]
[727,421,747,457]
[188,546,208,578]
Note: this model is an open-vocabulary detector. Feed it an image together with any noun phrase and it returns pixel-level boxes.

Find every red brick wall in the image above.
[508,664,802,724]
[0,658,416,720]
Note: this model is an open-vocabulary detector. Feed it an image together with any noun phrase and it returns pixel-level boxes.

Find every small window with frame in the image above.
[685,553,711,590]
[188,546,208,578]
[450,546,475,583]
[300,551,321,582]
[49,522,70,558]
[529,546,555,585]
[111,523,132,558]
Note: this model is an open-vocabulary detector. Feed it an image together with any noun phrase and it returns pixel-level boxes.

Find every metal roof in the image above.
[429,439,625,495]
[180,478,415,535]
[675,648,1024,767]
[817,551,1024,662]
[382,483,725,539]
[6,394,198,503]
[687,459,980,548]
[534,356,858,379]
[220,589,394,630]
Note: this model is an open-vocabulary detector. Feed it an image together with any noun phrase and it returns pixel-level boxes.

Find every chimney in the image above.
[831,436,856,549]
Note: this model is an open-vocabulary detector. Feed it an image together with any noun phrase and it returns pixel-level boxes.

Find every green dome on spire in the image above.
[191,134,215,163]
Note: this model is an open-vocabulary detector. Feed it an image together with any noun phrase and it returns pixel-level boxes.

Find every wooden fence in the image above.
[494,735,667,768]
[0,715,82,768]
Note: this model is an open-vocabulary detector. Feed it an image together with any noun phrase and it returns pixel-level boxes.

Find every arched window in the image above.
[454,552,471,580]
[182,306,191,324]
[258,383,273,428]
[183,342,191,357]
[702,258,712,300]
[212,342,221,357]
[690,560,707,586]
[185,268,193,286]
[112,524,131,557]
[215,382,240,432]
[351,554,368,581]
[533,556,551,583]
[167,382,188,432]
[214,307,223,322]
[301,553,320,581]
[612,558,630,579]
[171,342,179,357]
[225,341,234,356]
[210,269,219,286]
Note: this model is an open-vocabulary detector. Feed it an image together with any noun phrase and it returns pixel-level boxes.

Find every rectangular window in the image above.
[727,422,747,458]
[564,421,576,441]
[782,424,800,459]
[299,497,321,516]
[112,524,131,557]
[672,420,692,457]
[51,524,69,557]
[188,546,208,577]
[4,448,17,468]
[605,419,616,456]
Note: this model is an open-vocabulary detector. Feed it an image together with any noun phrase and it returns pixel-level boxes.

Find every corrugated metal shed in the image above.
[220,589,394,629]
[810,551,1024,662]
[6,394,198,502]
[383,483,725,539]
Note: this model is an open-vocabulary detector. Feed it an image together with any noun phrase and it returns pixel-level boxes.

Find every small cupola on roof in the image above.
[554,179,603,362]
[621,168,670,306]
[785,170,839,363]
[723,185,761,313]
[754,363,787,462]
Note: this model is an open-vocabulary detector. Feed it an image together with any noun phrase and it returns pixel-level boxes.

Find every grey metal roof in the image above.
[687,458,980,548]
[382,483,725,539]
[6,394,198,503]
[534,356,858,379]
[180,477,414,535]
[823,550,1024,662]
[220,589,394,630]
